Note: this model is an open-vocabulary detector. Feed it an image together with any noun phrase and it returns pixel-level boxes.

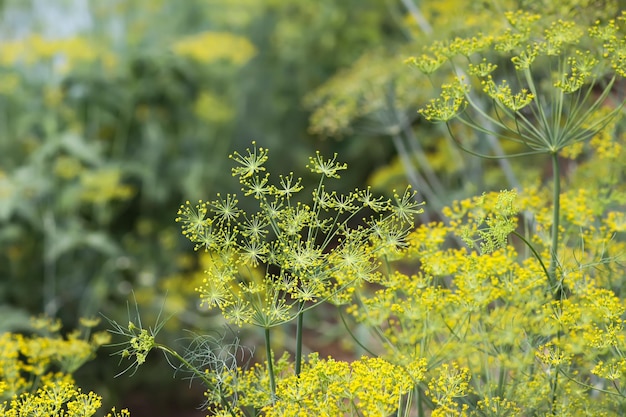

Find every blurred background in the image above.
[0,0,621,415]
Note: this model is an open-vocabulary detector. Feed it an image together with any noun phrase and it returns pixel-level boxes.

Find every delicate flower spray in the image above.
[108,142,425,416]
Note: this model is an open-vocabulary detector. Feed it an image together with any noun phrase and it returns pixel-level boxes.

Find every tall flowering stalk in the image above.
[176,142,422,399]
[409,11,626,297]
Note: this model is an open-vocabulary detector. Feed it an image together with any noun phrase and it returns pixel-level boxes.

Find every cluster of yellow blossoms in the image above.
[0,318,129,416]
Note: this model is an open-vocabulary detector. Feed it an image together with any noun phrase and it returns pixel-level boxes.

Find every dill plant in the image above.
[107,143,425,416]
[408,11,626,296]
[338,9,626,416]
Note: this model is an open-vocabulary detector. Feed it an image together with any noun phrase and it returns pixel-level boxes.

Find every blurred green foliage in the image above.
[0,0,402,323]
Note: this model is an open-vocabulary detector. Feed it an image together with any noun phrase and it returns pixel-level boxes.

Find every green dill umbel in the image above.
[176,142,423,402]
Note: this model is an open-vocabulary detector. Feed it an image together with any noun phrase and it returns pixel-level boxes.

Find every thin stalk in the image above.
[264,327,277,401]
[400,0,432,35]
[498,366,507,397]
[511,230,550,282]
[338,307,377,356]
[417,386,424,417]
[550,368,559,416]
[549,152,561,294]
[295,302,304,377]
[400,121,447,199]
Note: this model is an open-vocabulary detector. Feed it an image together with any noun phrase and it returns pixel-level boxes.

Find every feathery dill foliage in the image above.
[176,142,423,328]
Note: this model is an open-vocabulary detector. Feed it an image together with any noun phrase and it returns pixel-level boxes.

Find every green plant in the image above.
[101,6,626,417]
[107,142,423,416]
[411,10,626,297]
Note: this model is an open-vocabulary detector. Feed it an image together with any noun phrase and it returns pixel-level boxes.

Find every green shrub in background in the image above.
[0,2,247,326]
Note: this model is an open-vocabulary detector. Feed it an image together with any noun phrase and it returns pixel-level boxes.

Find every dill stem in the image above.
[295,303,304,377]
[264,327,277,401]
[549,152,561,295]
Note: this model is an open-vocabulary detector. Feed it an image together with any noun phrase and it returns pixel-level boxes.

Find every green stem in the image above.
[511,230,550,282]
[264,327,277,401]
[338,307,376,356]
[550,367,559,416]
[295,303,304,377]
[549,152,561,295]
[417,387,424,417]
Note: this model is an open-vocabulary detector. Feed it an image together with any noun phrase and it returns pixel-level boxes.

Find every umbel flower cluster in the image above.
[409,10,626,156]
[176,142,423,328]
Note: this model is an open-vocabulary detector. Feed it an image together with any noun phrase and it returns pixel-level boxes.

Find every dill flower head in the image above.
[0,319,124,416]
[412,12,626,156]
[176,143,423,328]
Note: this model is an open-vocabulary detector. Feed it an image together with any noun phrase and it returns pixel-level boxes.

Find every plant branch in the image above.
[264,327,277,401]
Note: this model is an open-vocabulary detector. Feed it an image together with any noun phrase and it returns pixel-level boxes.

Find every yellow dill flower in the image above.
[418,77,468,122]
[605,211,626,232]
[253,354,424,417]
[105,408,132,417]
[426,362,472,410]
[193,91,234,124]
[0,34,113,72]
[405,53,447,75]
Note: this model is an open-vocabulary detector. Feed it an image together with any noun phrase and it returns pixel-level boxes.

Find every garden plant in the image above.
[2,1,626,417]
[107,8,626,417]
